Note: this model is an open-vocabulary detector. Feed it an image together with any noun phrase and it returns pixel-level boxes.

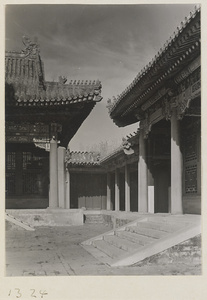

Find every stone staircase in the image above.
[5,213,35,231]
[6,208,84,227]
[81,214,201,267]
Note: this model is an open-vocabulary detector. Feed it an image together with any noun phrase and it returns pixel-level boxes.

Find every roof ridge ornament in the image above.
[59,76,67,84]
[122,138,134,155]
[22,35,40,57]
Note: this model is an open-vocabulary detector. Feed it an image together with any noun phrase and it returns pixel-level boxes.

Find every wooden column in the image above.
[125,164,130,212]
[65,167,70,209]
[58,147,66,208]
[106,172,112,210]
[147,139,154,213]
[138,129,148,212]
[171,108,183,214]
[148,168,154,213]
[49,137,58,208]
[115,168,120,211]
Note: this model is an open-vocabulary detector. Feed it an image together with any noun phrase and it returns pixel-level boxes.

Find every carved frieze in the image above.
[6,122,50,134]
[162,97,172,120]
[6,135,32,143]
[176,78,200,120]
[174,56,200,84]
[140,112,152,139]
[176,88,191,120]
[6,122,52,143]
[141,87,167,111]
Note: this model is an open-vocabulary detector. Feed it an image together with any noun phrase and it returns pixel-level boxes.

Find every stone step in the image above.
[85,214,104,224]
[104,235,141,252]
[82,244,113,266]
[135,221,182,233]
[93,239,126,259]
[116,230,155,246]
[82,215,201,267]
[126,226,168,239]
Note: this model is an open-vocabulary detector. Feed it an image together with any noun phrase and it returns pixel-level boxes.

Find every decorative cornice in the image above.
[174,56,200,84]
[141,87,168,111]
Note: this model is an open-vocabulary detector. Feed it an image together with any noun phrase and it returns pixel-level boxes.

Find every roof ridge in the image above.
[68,79,101,84]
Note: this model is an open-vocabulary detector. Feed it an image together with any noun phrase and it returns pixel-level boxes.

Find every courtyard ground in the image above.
[6,223,201,276]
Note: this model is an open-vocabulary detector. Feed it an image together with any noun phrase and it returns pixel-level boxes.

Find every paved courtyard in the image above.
[6,223,201,276]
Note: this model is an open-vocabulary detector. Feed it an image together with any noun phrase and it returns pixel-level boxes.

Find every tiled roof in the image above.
[108,5,200,120]
[66,129,139,166]
[66,151,101,166]
[6,79,102,107]
[5,37,102,107]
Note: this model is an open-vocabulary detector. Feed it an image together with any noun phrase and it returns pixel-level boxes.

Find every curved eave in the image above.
[109,8,200,127]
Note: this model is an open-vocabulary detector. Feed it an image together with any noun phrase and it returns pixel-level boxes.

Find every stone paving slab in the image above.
[6,224,201,276]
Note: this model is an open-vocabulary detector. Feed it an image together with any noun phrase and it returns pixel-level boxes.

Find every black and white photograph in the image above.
[2,0,206,299]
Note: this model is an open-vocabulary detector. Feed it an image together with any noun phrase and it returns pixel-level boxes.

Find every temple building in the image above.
[5,7,201,272]
[5,36,102,209]
[107,6,201,215]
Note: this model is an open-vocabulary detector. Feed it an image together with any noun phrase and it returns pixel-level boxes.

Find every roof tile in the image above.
[66,151,101,166]
[5,37,102,107]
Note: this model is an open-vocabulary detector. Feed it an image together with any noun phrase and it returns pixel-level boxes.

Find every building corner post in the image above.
[138,129,148,212]
[106,172,112,210]
[49,137,58,208]
[125,164,130,212]
[58,146,66,208]
[65,166,70,209]
[115,168,120,211]
[171,108,183,214]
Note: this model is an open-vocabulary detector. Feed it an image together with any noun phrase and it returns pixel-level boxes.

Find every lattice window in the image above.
[185,165,197,194]
[6,152,16,170]
[23,152,32,170]
[6,172,15,195]
[22,171,39,194]
[6,152,16,195]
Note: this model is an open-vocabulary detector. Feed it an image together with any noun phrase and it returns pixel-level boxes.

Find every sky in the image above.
[5,3,196,151]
